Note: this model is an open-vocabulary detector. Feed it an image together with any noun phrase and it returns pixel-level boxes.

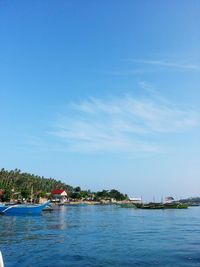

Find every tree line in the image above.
[0,168,128,202]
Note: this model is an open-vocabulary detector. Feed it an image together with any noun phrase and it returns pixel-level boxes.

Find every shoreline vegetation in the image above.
[0,168,127,203]
[0,168,199,209]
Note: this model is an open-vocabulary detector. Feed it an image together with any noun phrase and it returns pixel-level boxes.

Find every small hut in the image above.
[51,189,68,203]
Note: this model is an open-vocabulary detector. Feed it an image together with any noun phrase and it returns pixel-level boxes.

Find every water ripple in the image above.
[1,205,200,266]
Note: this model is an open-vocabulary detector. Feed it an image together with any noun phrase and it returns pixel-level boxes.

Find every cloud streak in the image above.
[51,89,199,154]
[132,59,200,71]
[106,59,200,77]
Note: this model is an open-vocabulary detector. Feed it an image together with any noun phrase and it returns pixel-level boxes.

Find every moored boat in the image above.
[0,201,51,215]
[118,203,136,208]
[141,203,164,209]
[0,251,4,267]
[135,203,164,209]
[163,202,188,209]
[134,202,188,209]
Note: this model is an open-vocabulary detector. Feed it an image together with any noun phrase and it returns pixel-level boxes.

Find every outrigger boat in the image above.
[134,202,188,209]
[0,251,4,267]
[118,203,136,208]
[0,201,51,215]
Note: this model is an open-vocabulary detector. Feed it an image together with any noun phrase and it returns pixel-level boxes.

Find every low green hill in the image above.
[0,168,73,200]
[0,168,128,202]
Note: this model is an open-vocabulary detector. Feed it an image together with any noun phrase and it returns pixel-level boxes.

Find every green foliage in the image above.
[1,188,11,202]
[0,168,73,200]
[70,192,80,199]
[74,186,81,192]
[96,190,109,199]
[38,191,47,198]
[94,189,127,201]
[109,189,127,201]
[0,168,128,202]
[21,189,31,199]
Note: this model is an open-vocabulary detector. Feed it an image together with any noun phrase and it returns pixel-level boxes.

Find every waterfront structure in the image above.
[51,189,68,203]
[129,197,142,204]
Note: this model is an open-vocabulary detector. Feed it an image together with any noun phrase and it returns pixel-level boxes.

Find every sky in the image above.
[0,0,200,201]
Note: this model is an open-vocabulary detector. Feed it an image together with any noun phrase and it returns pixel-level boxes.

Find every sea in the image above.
[1,205,200,267]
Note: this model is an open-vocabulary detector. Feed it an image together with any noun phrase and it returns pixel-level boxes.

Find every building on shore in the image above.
[129,197,142,204]
[51,189,68,203]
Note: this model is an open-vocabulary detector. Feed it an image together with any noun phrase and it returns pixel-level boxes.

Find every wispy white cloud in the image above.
[105,59,200,77]
[132,59,200,71]
[104,69,143,75]
[51,87,199,154]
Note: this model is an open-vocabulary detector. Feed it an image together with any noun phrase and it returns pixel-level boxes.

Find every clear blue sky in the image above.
[0,0,200,200]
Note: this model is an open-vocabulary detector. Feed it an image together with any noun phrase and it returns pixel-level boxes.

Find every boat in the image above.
[118,203,136,208]
[43,204,54,212]
[163,202,188,209]
[0,200,51,215]
[134,202,188,210]
[135,203,164,209]
[141,204,164,209]
[0,251,4,267]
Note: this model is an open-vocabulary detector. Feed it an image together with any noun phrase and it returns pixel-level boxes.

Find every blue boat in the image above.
[0,201,51,215]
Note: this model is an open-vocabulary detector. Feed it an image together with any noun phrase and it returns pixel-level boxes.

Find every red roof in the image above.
[51,189,65,195]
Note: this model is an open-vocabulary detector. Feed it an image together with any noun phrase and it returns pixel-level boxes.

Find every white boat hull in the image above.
[0,251,4,267]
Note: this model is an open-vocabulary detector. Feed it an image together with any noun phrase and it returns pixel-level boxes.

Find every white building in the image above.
[51,189,68,203]
[129,197,142,204]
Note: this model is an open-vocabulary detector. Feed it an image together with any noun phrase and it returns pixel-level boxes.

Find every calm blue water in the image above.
[1,205,200,267]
